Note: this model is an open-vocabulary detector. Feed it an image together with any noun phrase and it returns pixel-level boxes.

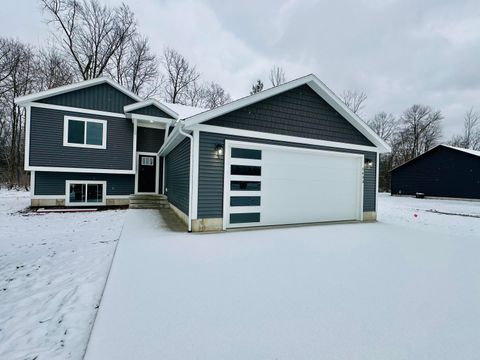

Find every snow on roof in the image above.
[443,145,480,158]
[159,102,207,119]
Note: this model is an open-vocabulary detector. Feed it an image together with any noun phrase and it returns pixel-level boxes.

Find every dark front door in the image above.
[138,155,156,193]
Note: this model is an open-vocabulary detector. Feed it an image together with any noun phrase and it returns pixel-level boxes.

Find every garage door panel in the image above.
[224,142,363,229]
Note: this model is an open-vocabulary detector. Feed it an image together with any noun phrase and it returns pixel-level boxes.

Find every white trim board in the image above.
[182,74,390,153]
[136,122,167,130]
[132,115,170,127]
[193,124,380,153]
[26,166,135,174]
[15,77,142,106]
[27,102,127,118]
[24,105,31,170]
[191,129,200,219]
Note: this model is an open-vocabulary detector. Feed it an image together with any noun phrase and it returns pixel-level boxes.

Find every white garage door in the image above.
[223,141,364,229]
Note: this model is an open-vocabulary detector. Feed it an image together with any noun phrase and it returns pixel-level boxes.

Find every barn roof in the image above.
[390,144,480,172]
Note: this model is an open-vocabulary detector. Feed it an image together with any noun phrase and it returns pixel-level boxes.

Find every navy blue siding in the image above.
[29,107,133,170]
[391,146,480,199]
[198,132,376,219]
[165,138,190,214]
[137,127,165,152]
[34,171,134,196]
[129,105,173,118]
[206,85,373,146]
[38,83,137,113]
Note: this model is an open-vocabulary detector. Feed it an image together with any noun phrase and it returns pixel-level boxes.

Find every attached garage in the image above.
[159,74,391,232]
[223,141,364,229]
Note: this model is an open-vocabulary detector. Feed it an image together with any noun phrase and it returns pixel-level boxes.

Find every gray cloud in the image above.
[2,0,480,137]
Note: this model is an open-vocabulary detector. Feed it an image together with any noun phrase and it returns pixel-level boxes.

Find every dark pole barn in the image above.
[390,145,480,200]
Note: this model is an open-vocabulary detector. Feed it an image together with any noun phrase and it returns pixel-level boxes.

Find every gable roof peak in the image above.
[15,77,143,106]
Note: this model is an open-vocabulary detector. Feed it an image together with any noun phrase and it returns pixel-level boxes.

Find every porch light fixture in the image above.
[364,159,374,169]
[215,144,224,157]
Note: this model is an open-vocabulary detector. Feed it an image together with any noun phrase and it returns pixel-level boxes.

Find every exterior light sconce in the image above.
[215,144,224,157]
[364,159,374,169]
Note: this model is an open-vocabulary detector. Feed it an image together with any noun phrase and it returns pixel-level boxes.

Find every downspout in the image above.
[178,122,194,232]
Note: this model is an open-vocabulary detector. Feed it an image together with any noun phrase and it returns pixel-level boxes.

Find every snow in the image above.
[0,189,126,360]
[86,194,480,360]
[160,101,207,119]
[442,144,480,157]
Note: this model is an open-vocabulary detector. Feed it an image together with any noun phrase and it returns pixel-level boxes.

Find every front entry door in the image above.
[138,155,156,193]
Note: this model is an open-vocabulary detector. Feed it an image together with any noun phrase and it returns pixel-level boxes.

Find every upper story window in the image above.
[63,116,107,149]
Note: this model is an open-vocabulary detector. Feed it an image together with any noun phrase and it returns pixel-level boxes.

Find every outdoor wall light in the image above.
[215,144,224,157]
[364,159,374,169]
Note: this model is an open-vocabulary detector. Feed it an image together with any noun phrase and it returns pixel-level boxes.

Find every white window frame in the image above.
[63,116,107,149]
[65,180,107,206]
[141,156,155,166]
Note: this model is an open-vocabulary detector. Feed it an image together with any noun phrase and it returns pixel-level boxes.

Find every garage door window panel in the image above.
[231,165,261,176]
[230,181,261,191]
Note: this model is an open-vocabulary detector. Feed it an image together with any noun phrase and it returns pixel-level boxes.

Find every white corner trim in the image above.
[63,116,107,149]
[182,74,390,153]
[132,118,138,174]
[15,77,142,106]
[124,99,179,119]
[191,129,200,219]
[25,166,135,174]
[24,105,31,170]
[28,102,127,118]
[375,152,380,212]
[192,124,381,153]
[65,180,107,206]
[30,171,35,197]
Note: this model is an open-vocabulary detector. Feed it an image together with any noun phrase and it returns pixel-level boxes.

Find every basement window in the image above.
[66,181,106,206]
[64,116,107,149]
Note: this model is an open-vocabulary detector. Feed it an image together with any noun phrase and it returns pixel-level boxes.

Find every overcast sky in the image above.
[2,0,480,138]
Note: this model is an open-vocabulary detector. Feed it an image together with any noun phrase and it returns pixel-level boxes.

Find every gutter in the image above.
[178,122,194,232]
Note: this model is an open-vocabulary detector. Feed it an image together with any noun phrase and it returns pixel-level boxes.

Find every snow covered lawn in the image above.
[86,194,480,360]
[0,190,126,360]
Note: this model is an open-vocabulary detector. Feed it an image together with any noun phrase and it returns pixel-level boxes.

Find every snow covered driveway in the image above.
[86,195,480,360]
[0,190,126,360]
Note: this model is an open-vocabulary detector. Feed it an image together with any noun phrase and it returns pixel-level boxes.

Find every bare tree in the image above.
[41,0,136,80]
[109,36,161,97]
[396,104,443,160]
[269,65,285,87]
[341,89,367,115]
[250,79,263,95]
[449,108,480,150]
[184,81,205,107]
[162,47,200,104]
[367,112,397,143]
[35,47,75,90]
[201,82,231,109]
[0,38,37,187]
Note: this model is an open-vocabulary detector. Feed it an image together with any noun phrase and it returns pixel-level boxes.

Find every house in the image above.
[390,144,480,200]
[15,74,390,231]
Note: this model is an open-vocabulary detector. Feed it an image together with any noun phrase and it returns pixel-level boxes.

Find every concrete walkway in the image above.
[84,207,480,360]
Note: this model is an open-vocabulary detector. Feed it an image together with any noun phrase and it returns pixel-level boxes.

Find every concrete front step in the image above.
[129,204,170,209]
[129,194,167,200]
[128,194,169,209]
[129,199,169,205]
